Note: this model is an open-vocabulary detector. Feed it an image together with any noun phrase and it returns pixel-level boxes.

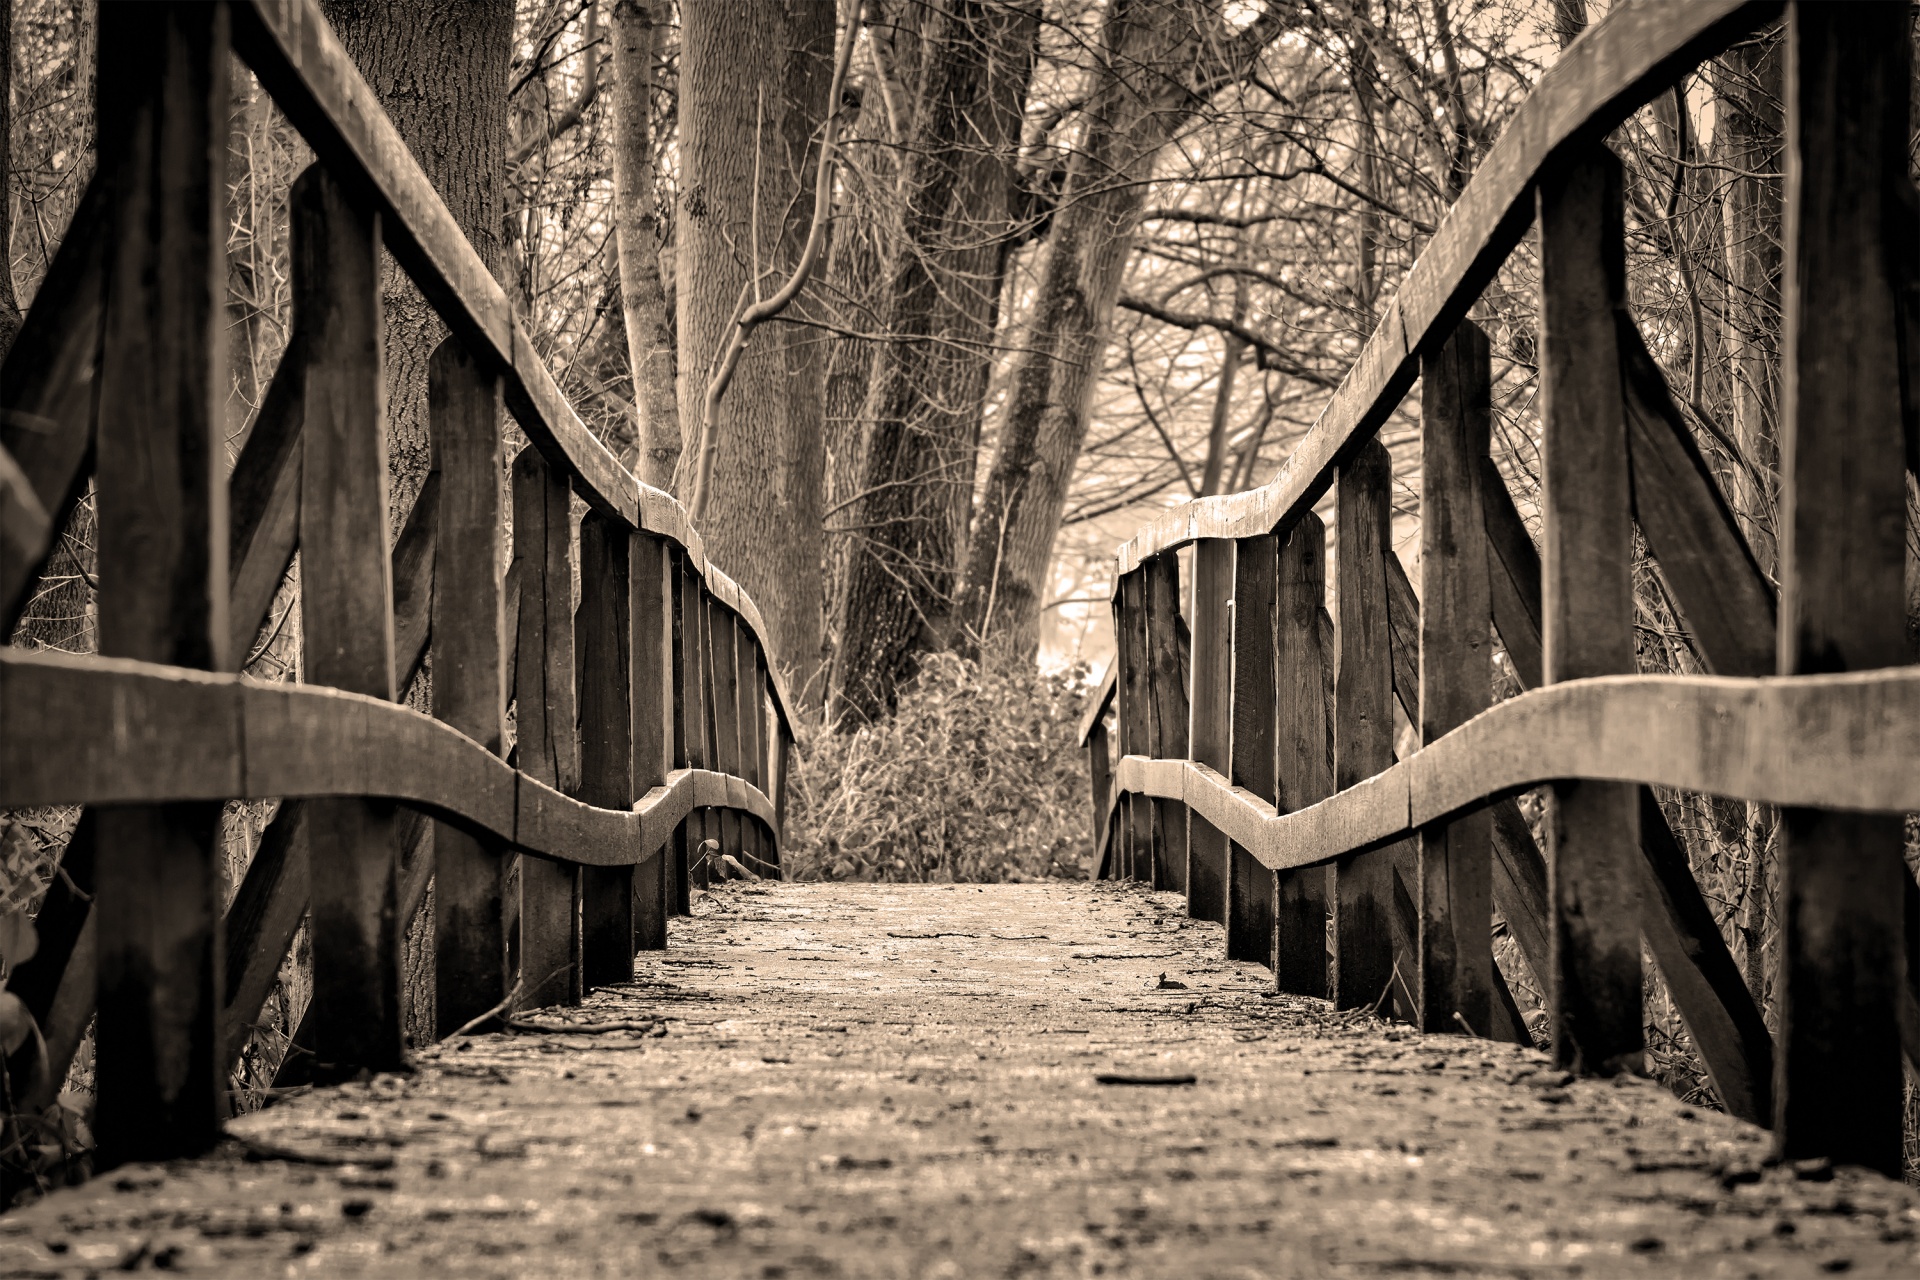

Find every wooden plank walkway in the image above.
[3,882,1917,1277]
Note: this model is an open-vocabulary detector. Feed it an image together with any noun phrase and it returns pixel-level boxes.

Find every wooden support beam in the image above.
[1187,539,1233,924]
[1116,568,1151,884]
[1539,145,1642,1074]
[1144,554,1189,892]
[226,332,306,662]
[390,471,439,689]
[292,165,405,1078]
[1274,515,1331,996]
[1773,0,1909,1174]
[667,552,695,908]
[1087,719,1113,875]
[90,0,230,1167]
[511,444,581,1009]
[0,176,106,631]
[577,511,634,988]
[735,623,771,877]
[708,600,744,870]
[429,338,509,1037]
[631,533,672,947]
[1226,535,1277,955]
[1418,320,1494,1037]
[1332,440,1398,1010]
[4,814,96,1111]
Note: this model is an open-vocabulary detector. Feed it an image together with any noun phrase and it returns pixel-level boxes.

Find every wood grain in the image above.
[1773,0,1910,1175]
[1187,539,1233,924]
[512,444,581,1010]
[1332,440,1398,1010]
[577,511,634,988]
[89,1,229,1167]
[1144,554,1189,892]
[1417,321,1493,1036]
[632,533,672,946]
[1116,569,1152,883]
[1273,516,1330,995]
[428,338,509,1037]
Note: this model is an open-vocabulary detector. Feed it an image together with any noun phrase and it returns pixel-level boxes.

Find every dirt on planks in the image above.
[3,881,1917,1277]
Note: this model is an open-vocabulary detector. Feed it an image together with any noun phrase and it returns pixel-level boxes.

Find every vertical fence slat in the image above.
[1116,569,1151,882]
[429,340,508,1036]
[511,445,581,1008]
[1144,554,1188,891]
[631,532,672,947]
[1773,0,1910,1174]
[1332,440,1398,1010]
[90,0,229,1166]
[293,165,405,1076]
[1273,516,1331,995]
[1226,534,1278,949]
[667,554,694,908]
[1538,151,1641,1069]
[1187,539,1233,922]
[1417,320,1496,1037]
[735,624,769,876]
[709,601,743,870]
[577,512,634,988]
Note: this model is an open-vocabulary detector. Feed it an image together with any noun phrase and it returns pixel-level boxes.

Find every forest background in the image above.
[4,0,1913,1167]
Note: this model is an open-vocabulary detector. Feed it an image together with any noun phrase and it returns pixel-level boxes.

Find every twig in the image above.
[446,977,527,1039]
[503,1017,664,1036]
[233,1134,394,1170]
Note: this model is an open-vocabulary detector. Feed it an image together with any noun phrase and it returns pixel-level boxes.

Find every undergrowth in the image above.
[784,652,1093,883]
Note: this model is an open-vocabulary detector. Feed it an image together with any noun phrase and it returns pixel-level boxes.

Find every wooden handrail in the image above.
[1111,0,1775,577]
[1110,665,1920,874]
[0,647,777,861]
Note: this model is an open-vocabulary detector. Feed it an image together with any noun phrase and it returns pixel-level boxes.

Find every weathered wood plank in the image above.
[1773,0,1910,1175]
[292,164,405,1078]
[674,557,709,892]
[1273,516,1330,995]
[512,444,581,1009]
[708,600,744,869]
[226,341,305,661]
[1618,314,1776,677]
[89,1,230,1167]
[1087,720,1113,875]
[0,175,106,631]
[1417,321,1494,1037]
[1538,146,1642,1074]
[1188,540,1233,924]
[1116,569,1152,883]
[1224,533,1277,944]
[1332,440,1398,1010]
[735,623,772,877]
[429,338,509,1037]
[1479,459,1543,689]
[577,511,634,988]
[1144,554,1189,892]
[631,533,672,947]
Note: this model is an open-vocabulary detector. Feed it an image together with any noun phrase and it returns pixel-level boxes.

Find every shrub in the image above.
[784,652,1093,882]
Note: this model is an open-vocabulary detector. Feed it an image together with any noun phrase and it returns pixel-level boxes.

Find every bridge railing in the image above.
[0,0,797,1168]
[1088,0,1920,1176]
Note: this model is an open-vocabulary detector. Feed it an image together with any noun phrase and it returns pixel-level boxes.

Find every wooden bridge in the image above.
[0,0,1918,1273]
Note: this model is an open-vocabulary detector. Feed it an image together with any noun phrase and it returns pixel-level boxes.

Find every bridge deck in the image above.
[5,883,1916,1277]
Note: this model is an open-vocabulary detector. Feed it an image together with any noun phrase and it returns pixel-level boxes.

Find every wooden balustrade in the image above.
[0,0,797,1168]
[1090,0,1920,1176]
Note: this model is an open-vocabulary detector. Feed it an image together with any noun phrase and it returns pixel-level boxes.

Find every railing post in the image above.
[1418,318,1496,1037]
[1187,540,1232,922]
[1773,0,1909,1174]
[734,626,771,876]
[679,565,716,887]
[631,532,672,947]
[577,511,633,987]
[1114,568,1151,881]
[666,552,694,910]
[292,164,406,1076]
[1538,152,1640,1067]
[429,341,508,1037]
[90,0,229,1166]
[1226,534,1278,951]
[1332,440,1397,1010]
[511,444,581,1008]
[1273,515,1331,996]
[1143,553,1189,890]
[1086,714,1113,870]
[708,599,744,871]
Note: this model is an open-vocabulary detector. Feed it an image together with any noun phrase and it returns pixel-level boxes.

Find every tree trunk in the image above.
[319,0,511,520]
[827,0,1037,722]
[955,0,1214,658]
[610,0,679,490]
[0,0,22,362]
[675,0,835,701]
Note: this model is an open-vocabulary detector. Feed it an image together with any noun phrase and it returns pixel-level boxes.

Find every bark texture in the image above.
[318,0,511,520]
[827,0,1037,722]
[675,0,836,700]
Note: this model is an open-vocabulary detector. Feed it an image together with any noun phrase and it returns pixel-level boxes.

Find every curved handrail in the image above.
[1110,665,1920,873]
[0,647,777,866]
[1111,0,1776,577]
